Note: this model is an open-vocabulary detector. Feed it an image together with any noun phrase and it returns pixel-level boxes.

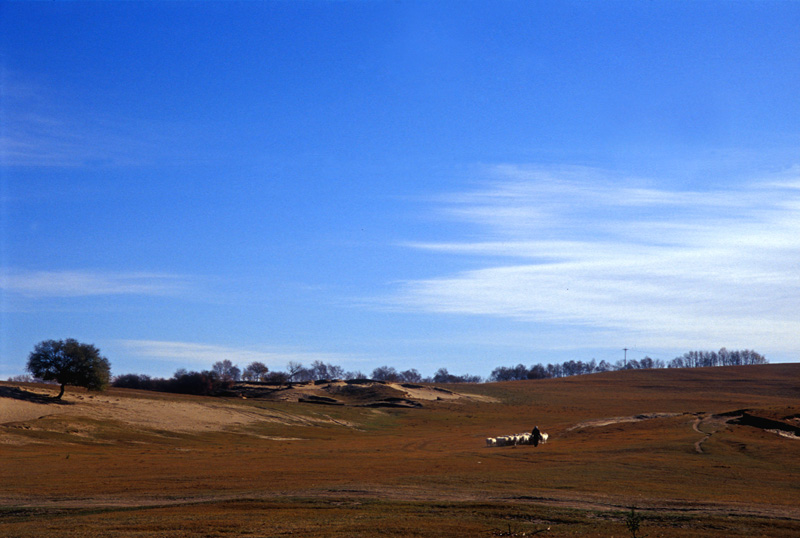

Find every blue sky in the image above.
[2,1,799,380]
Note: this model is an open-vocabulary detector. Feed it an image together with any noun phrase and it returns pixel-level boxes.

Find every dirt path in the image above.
[567,412,681,431]
[692,413,741,453]
[692,415,710,453]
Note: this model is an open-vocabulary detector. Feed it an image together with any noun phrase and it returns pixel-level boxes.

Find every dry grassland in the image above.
[2,364,799,537]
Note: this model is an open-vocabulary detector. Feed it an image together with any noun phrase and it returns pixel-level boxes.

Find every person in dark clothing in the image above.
[531,426,542,447]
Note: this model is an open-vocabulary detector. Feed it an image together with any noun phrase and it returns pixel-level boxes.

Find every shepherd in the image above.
[531,425,543,447]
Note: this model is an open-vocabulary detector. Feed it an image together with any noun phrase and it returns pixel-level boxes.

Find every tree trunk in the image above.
[55,383,65,400]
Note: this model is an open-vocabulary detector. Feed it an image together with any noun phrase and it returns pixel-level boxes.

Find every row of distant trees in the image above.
[14,339,769,399]
[111,359,483,396]
[489,348,767,381]
[111,348,764,396]
[282,361,481,384]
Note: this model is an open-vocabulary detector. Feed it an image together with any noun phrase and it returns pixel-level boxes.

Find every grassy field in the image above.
[2,364,799,537]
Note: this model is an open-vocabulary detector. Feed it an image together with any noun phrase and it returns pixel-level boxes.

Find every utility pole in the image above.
[623,348,628,368]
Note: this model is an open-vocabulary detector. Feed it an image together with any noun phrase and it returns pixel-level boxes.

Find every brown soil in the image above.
[2,364,800,537]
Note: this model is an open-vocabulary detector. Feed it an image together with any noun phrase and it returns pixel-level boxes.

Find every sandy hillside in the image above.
[0,380,493,440]
[238,379,498,405]
[0,383,341,437]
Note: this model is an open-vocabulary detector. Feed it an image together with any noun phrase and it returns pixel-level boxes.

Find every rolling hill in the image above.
[2,363,799,537]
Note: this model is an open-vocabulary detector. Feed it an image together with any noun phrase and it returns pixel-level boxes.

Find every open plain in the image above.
[2,364,799,537]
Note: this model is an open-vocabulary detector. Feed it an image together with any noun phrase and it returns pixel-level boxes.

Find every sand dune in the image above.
[0,383,348,438]
[0,380,493,440]
[0,397,68,426]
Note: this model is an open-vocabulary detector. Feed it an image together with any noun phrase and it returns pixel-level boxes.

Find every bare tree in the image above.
[242,361,269,382]
[399,369,422,383]
[371,365,399,382]
[211,360,240,381]
[286,361,305,384]
[327,364,345,380]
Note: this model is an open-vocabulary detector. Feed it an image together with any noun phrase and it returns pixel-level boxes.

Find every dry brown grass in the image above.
[2,364,799,536]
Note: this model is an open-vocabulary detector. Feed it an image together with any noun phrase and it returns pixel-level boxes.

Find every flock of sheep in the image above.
[485,431,548,447]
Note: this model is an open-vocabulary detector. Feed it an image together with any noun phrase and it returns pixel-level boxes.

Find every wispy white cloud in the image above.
[116,339,359,370]
[1,72,211,168]
[1,79,146,168]
[392,165,800,353]
[0,269,192,298]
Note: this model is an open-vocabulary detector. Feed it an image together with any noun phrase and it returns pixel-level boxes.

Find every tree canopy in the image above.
[26,339,111,399]
[242,361,269,382]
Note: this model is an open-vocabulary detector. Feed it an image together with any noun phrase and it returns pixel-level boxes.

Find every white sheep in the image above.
[486,431,547,447]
